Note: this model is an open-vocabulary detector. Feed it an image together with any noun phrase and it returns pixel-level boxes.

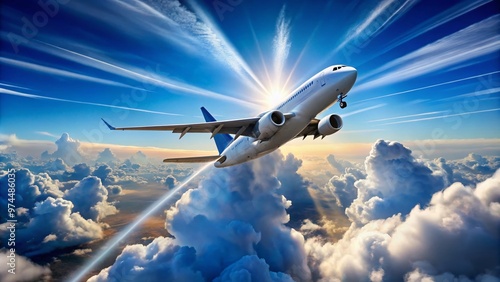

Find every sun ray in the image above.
[34,41,260,108]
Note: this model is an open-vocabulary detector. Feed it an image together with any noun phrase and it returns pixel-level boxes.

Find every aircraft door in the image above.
[319,72,326,87]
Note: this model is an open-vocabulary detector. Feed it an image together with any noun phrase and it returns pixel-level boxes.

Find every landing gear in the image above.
[338,94,347,109]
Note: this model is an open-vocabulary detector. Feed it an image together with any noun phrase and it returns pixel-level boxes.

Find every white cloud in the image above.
[65,176,118,221]
[305,142,500,281]
[72,248,93,256]
[91,152,312,281]
[0,162,120,257]
[0,250,51,282]
[2,196,103,256]
[96,148,119,164]
[163,175,178,189]
[41,133,86,165]
[345,140,448,225]
[388,173,500,277]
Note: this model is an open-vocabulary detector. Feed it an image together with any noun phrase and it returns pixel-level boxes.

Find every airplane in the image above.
[102,65,357,168]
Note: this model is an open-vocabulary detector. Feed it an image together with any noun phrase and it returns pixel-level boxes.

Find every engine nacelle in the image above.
[253,110,285,140]
[318,114,343,136]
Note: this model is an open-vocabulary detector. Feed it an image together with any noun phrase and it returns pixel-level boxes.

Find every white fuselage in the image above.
[215,65,357,167]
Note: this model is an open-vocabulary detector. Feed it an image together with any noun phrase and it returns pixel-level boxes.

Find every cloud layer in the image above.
[90,152,312,281]
[307,140,500,281]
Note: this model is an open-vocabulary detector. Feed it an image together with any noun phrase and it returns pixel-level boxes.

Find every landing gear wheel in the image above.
[340,101,347,109]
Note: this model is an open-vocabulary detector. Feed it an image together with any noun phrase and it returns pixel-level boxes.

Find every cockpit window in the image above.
[333,66,344,71]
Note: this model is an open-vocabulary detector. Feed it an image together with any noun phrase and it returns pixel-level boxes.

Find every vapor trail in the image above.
[369,111,446,123]
[380,108,500,125]
[362,0,492,65]
[68,163,212,282]
[333,0,416,54]
[0,88,181,116]
[354,70,500,104]
[356,15,500,91]
[35,41,260,108]
[340,104,386,118]
[273,6,291,88]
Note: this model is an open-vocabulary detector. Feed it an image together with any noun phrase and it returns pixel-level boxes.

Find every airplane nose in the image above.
[347,67,357,85]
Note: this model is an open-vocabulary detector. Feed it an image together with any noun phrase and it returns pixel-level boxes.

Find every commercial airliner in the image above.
[102,65,357,167]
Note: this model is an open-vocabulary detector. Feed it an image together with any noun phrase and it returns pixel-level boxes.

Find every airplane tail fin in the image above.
[201,107,233,154]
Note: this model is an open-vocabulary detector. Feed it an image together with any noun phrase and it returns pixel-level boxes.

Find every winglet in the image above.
[101,118,116,130]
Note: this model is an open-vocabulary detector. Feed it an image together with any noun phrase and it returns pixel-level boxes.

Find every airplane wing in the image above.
[163,155,221,163]
[102,113,295,139]
[295,119,323,139]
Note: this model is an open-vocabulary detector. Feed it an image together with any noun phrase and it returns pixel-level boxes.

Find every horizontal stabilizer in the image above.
[163,155,221,163]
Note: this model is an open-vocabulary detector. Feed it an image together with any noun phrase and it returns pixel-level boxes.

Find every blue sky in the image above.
[1,0,499,158]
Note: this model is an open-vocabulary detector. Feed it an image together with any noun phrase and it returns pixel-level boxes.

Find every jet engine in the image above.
[253,110,285,140]
[318,114,343,136]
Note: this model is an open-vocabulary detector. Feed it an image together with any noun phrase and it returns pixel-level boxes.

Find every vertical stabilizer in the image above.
[201,107,233,154]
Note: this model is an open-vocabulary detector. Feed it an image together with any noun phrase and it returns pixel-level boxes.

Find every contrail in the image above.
[273,6,291,88]
[340,104,386,118]
[353,70,500,104]
[35,41,260,108]
[0,87,182,116]
[369,111,446,123]
[380,108,500,125]
[68,163,212,282]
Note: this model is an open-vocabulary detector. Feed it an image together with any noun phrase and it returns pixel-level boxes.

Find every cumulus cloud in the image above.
[91,152,311,281]
[119,159,141,171]
[41,133,86,165]
[0,168,63,214]
[64,163,93,180]
[130,151,149,165]
[0,165,118,257]
[1,196,103,256]
[275,153,319,227]
[388,174,500,278]
[215,255,295,282]
[107,185,123,195]
[305,140,500,281]
[88,237,204,282]
[164,175,178,189]
[96,148,118,164]
[345,140,448,225]
[0,250,51,282]
[72,248,93,256]
[432,153,500,187]
[44,158,69,171]
[92,164,112,184]
[326,154,358,173]
[65,176,118,221]
[328,167,365,208]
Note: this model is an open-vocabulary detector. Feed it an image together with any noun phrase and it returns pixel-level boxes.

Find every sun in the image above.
[266,87,286,109]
